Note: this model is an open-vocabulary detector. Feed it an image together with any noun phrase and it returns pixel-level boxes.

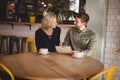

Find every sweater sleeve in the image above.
[83,33,96,58]
[35,29,43,52]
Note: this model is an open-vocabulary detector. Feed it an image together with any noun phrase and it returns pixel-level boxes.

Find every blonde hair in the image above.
[41,13,56,30]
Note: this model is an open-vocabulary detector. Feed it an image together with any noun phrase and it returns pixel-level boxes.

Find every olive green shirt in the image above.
[63,27,96,58]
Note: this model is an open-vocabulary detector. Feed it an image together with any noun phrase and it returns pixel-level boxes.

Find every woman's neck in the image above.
[43,28,53,36]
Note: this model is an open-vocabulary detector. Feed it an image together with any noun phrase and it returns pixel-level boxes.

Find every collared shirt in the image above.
[63,27,96,58]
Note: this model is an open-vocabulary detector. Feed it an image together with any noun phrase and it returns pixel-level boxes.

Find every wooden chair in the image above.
[93,48,96,58]
[90,66,118,80]
[25,38,37,53]
[0,63,14,80]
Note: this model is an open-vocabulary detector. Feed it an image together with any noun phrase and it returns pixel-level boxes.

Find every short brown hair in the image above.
[76,12,89,23]
[41,12,56,30]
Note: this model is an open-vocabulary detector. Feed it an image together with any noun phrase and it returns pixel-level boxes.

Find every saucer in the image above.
[39,51,49,55]
[72,54,83,58]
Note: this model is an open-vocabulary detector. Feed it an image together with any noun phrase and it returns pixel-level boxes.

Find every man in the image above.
[63,12,96,58]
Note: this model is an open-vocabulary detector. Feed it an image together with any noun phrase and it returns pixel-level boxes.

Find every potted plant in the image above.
[43,3,77,24]
[28,11,37,23]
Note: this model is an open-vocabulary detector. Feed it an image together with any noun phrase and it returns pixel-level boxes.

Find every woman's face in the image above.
[51,18,57,28]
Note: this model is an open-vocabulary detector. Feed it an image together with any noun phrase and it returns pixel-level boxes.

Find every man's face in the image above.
[74,17,85,28]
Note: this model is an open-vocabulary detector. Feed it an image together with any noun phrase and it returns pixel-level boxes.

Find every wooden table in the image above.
[0,52,104,80]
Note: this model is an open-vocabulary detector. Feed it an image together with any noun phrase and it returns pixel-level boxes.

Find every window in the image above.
[69,0,79,13]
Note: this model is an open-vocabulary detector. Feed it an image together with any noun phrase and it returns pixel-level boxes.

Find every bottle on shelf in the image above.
[6,1,15,20]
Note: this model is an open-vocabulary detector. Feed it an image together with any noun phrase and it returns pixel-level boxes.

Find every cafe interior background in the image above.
[0,0,120,80]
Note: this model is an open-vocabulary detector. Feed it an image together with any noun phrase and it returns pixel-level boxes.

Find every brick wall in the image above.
[104,0,120,79]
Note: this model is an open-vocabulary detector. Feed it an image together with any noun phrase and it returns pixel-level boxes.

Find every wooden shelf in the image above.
[0,21,36,30]
[0,21,74,30]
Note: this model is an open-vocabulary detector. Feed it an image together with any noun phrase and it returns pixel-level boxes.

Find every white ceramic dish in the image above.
[39,51,49,55]
[39,48,48,53]
[72,54,83,58]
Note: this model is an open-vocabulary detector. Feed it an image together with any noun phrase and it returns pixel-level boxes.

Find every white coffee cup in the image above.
[39,48,49,55]
[73,52,84,58]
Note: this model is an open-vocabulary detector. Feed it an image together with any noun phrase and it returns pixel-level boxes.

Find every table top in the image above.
[0,52,104,80]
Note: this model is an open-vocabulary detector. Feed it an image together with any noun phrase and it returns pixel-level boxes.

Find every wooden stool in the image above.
[0,35,14,54]
[9,36,27,54]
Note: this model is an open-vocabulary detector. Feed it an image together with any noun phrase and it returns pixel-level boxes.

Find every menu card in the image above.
[55,46,72,54]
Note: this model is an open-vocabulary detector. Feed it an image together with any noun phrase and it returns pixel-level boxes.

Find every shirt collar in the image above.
[77,27,88,33]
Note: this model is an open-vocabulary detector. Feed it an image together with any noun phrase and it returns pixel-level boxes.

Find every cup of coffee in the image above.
[39,48,49,55]
[73,52,84,58]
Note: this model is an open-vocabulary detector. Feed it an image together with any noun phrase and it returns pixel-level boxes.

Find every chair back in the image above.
[90,66,118,80]
[93,48,96,58]
[0,63,14,80]
[25,38,37,53]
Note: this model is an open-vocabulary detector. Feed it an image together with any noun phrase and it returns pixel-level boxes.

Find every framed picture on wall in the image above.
[6,2,14,19]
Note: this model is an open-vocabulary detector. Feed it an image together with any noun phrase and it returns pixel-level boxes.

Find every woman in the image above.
[35,13,61,52]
